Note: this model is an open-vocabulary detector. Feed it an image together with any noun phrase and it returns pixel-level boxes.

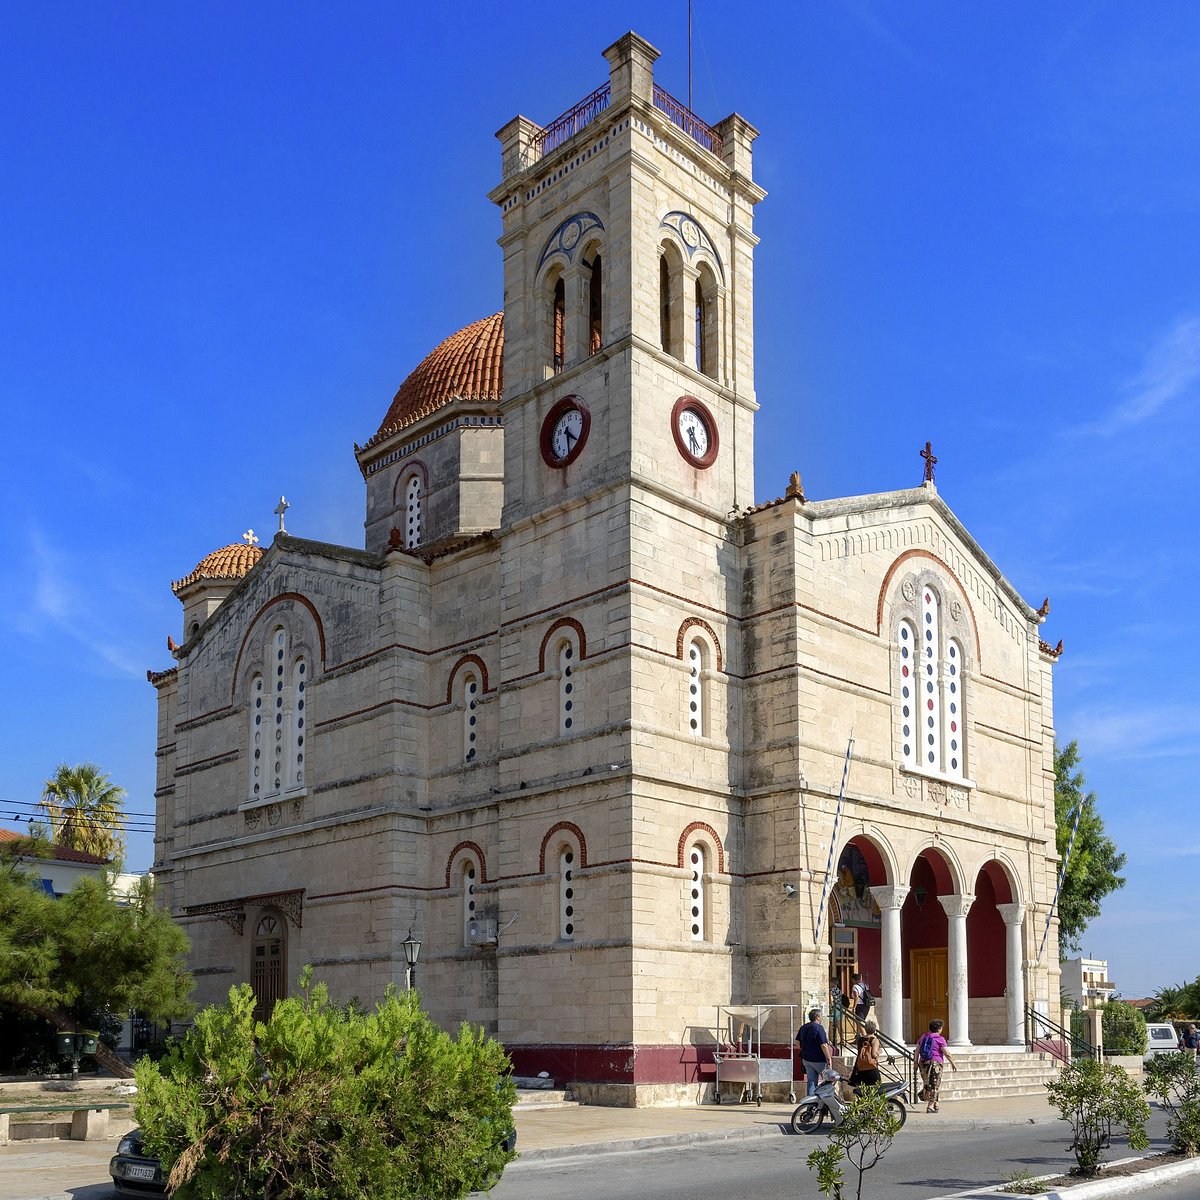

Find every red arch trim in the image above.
[392,459,430,505]
[231,592,327,700]
[445,841,488,887]
[676,618,724,672]
[875,550,982,669]
[539,821,588,874]
[446,654,490,704]
[677,821,725,874]
[538,618,587,673]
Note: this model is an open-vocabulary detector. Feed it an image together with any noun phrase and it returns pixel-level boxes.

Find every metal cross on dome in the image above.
[242,529,259,546]
[274,495,289,534]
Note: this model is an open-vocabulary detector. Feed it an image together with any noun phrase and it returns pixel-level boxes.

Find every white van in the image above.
[1144,1023,1181,1063]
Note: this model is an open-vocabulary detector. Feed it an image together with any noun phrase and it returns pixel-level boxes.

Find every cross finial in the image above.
[274,495,290,534]
[920,441,938,484]
[242,529,259,546]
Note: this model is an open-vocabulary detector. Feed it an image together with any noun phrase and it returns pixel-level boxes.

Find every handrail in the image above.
[839,1008,919,1099]
[652,84,723,156]
[1026,1004,1098,1064]
[531,83,611,162]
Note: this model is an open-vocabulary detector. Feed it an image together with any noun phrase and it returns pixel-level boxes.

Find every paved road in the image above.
[492,1111,1172,1200]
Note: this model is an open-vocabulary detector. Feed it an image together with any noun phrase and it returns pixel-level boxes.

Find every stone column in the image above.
[869,885,909,1044]
[997,903,1027,1046]
[940,894,974,1046]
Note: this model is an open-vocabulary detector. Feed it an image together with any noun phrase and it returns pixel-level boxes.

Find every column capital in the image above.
[939,892,975,920]
[869,884,910,911]
[996,902,1027,927]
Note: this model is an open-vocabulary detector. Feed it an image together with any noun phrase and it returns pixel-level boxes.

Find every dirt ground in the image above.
[0,1076,136,1119]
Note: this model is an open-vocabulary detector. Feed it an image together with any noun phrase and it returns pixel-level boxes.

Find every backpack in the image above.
[917,1033,934,1063]
[855,1036,879,1072]
[860,984,874,1008]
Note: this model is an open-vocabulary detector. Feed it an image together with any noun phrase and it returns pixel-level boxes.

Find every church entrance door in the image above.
[910,947,948,1040]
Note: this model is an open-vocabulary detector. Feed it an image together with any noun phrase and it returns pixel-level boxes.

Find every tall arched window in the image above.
[559,845,576,940]
[660,253,673,356]
[462,859,478,946]
[271,627,287,794]
[558,637,577,736]
[686,637,707,737]
[403,472,422,549]
[290,657,306,789]
[695,264,718,379]
[252,913,286,1021]
[462,670,479,763]
[552,276,565,372]
[248,626,311,803]
[687,842,707,941]
[249,674,265,799]
[898,587,966,778]
[588,253,602,355]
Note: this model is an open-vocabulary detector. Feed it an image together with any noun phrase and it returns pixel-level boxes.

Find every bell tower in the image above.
[489,31,765,527]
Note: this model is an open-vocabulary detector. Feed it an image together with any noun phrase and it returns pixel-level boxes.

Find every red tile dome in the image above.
[366,313,504,448]
[172,542,264,595]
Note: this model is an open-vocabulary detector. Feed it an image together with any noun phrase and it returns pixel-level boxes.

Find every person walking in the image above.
[915,1018,957,1113]
[849,1018,883,1090]
[796,1007,834,1096]
[850,973,871,1021]
[829,977,846,1051]
[1182,1022,1200,1062]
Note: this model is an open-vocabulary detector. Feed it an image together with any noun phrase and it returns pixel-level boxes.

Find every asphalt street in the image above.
[490,1109,1172,1200]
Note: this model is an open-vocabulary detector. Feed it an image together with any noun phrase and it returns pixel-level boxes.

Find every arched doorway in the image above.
[252,911,287,1021]
[827,838,887,1045]
[969,860,1024,1044]
[901,850,956,1041]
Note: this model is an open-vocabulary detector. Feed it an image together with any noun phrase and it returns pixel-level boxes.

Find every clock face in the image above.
[540,395,591,468]
[671,396,719,468]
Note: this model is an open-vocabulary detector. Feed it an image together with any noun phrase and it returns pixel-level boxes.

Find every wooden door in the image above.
[910,948,948,1041]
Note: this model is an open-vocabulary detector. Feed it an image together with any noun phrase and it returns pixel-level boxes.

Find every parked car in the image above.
[109,1124,517,1195]
[1144,1022,1182,1063]
[109,1128,165,1196]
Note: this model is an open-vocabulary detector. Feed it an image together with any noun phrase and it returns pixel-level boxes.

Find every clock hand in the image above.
[564,428,576,447]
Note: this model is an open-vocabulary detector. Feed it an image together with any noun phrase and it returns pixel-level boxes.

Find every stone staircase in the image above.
[928,1046,1062,1101]
[511,1075,578,1110]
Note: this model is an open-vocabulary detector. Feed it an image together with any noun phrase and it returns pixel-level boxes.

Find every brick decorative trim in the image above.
[231,592,328,699]
[677,821,726,874]
[537,617,587,673]
[445,653,490,704]
[391,458,430,505]
[876,550,982,667]
[539,821,588,874]
[445,841,488,886]
[675,617,723,671]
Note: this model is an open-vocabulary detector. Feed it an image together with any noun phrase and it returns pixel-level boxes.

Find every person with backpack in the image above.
[850,973,873,1020]
[796,1007,834,1096]
[848,1018,883,1090]
[915,1018,957,1113]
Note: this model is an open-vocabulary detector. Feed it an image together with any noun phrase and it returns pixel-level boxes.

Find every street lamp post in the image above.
[402,928,421,991]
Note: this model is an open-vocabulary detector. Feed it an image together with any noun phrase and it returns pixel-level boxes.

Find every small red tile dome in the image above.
[172,542,264,594]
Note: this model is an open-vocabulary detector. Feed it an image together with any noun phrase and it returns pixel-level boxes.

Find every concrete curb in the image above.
[929,1152,1200,1200]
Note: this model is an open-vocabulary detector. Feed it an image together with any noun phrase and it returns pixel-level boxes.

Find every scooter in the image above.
[790,1069,909,1134]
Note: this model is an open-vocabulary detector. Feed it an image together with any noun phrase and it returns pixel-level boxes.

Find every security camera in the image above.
[783,884,797,898]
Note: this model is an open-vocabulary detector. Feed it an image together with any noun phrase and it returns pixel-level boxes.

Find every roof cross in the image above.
[920,441,938,484]
[274,495,290,534]
[242,529,259,546]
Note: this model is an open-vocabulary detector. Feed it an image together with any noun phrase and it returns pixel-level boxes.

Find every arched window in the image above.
[248,626,311,803]
[898,587,966,778]
[558,637,577,736]
[695,264,718,379]
[249,674,265,799]
[462,670,479,763]
[559,845,576,940]
[462,859,478,946]
[552,276,565,373]
[686,637,707,737]
[687,842,707,941]
[588,252,602,355]
[403,472,422,549]
[251,913,286,1021]
[660,253,674,357]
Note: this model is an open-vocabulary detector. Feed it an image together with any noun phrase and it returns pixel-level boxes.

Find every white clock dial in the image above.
[551,408,584,461]
[677,408,709,458]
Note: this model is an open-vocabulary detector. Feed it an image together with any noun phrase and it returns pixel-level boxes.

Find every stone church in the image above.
[150,32,1064,1105]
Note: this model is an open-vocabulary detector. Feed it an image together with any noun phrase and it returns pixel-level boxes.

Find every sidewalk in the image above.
[2,1093,1196,1200]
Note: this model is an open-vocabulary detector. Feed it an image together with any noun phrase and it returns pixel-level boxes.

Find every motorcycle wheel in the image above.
[791,1102,827,1134]
[887,1097,907,1129]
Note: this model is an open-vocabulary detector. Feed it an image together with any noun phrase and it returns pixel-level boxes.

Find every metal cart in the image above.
[713,1004,798,1105]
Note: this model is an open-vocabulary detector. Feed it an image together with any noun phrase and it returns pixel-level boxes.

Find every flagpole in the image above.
[814,737,855,944]
[1036,799,1084,963]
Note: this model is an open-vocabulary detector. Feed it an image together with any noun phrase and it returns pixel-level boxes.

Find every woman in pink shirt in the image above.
[915,1019,957,1113]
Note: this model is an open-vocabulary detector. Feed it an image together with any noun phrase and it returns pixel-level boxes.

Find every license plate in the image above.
[127,1164,157,1181]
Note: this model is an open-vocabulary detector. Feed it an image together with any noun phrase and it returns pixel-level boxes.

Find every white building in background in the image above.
[1062,957,1117,1011]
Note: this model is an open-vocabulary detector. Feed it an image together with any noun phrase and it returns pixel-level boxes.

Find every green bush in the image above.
[1101,1000,1147,1055]
[135,968,516,1200]
[1046,1057,1150,1176]
[1144,1052,1200,1156]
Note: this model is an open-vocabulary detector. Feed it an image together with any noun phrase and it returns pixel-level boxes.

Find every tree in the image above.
[0,861,192,1030]
[806,1086,901,1200]
[1144,1053,1200,1156]
[1054,741,1126,957]
[1101,999,1147,1055]
[135,969,517,1200]
[38,762,128,864]
[1147,981,1200,1022]
[1046,1057,1149,1177]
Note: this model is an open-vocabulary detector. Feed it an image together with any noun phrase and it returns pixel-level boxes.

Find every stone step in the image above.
[514,1087,577,1110]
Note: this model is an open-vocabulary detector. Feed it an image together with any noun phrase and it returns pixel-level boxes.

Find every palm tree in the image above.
[1147,984,1199,1022]
[38,763,127,863]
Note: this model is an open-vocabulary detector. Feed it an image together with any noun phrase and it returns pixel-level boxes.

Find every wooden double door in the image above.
[909,948,948,1041]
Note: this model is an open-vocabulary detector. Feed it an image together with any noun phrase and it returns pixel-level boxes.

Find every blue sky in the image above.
[2,3,1197,999]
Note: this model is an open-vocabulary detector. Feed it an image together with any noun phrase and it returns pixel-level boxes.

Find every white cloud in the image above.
[1094,315,1200,435]
[1065,703,1200,763]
